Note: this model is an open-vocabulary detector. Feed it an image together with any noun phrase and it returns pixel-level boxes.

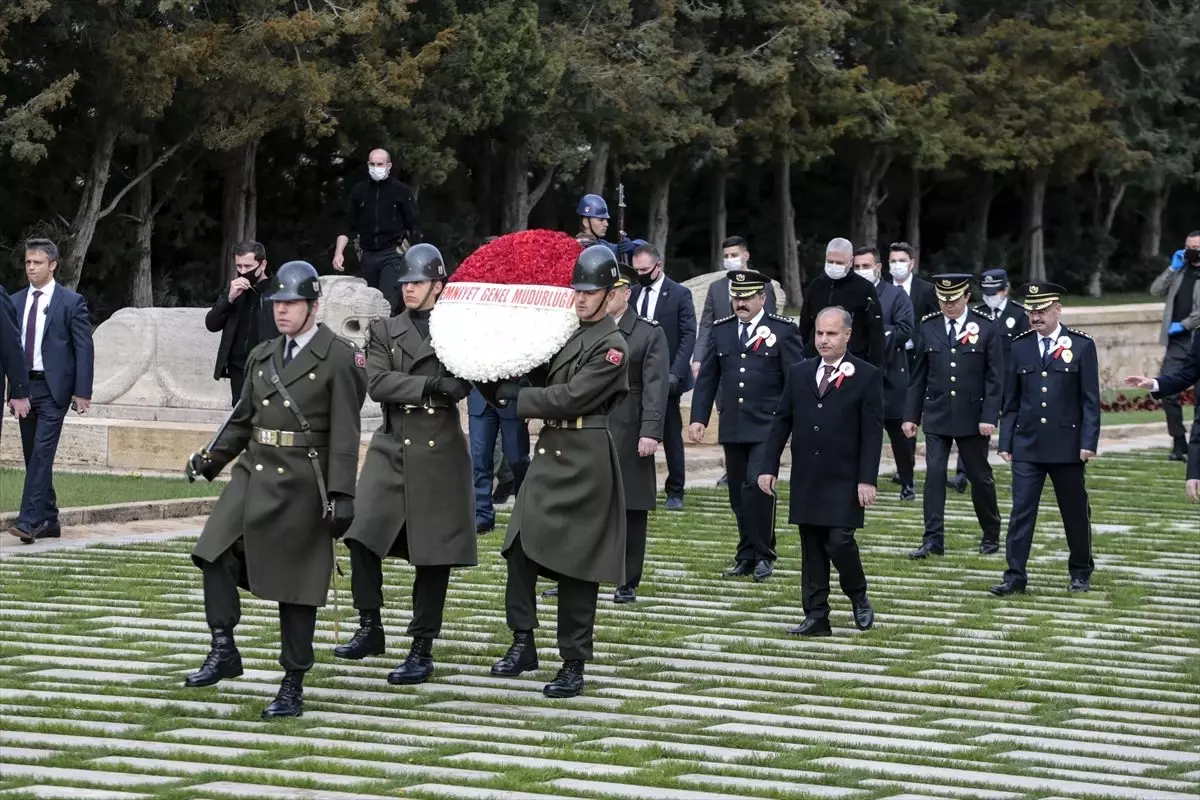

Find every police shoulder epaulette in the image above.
[714,314,737,325]
[921,311,942,322]
[1011,328,1037,341]
[1010,299,1027,310]
[638,315,660,326]
[968,307,992,320]
[767,313,794,324]
[1065,327,1092,340]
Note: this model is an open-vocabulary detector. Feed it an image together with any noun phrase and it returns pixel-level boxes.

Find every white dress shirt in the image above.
[637,273,666,320]
[816,356,845,388]
[20,279,56,372]
[944,309,970,342]
[1038,324,1063,361]
[736,309,766,349]
[285,325,320,360]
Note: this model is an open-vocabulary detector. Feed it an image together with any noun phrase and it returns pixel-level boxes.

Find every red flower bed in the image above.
[1101,388,1195,413]
[452,230,582,287]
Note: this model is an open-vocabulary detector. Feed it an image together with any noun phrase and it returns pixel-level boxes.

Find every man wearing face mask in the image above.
[798,238,885,369]
[887,242,937,489]
[206,241,275,406]
[853,246,915,501]
[332,148,422,308]
[1150,230,1200,462]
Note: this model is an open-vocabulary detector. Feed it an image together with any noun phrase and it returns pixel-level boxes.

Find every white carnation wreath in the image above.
[430,284,579,381]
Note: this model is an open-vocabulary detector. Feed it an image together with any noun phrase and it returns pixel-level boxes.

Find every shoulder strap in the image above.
[266,358,331,518]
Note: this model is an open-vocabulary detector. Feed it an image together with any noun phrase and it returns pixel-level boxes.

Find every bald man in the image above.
[333,148,422,308]
[798,238,886,369]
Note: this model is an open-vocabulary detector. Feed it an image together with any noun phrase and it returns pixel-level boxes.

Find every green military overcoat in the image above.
[608,313,669,511]
[502,317,629,584]
[192,324,367,607]
[345,312,477,566]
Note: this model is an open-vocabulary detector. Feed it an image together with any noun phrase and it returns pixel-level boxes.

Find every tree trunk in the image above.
[1087,175,1127,298]
[906,168,922,256]
[220,141,258,281]
[501,131,530,233]
[476,137,493,236]
[131,138,154,308]
[777,153,802,310]
[850,147,891,249]
[646,163,675,255]
[710,157,728,271]
[970,172,994,274]
[60,117,122,289]
[1138,184,1170,265]
[1024,169,1048,282]
[585,138,609,196]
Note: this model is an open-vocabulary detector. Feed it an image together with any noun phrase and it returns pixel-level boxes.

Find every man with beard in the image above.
[334,244,476,686]
[206,241,275,406]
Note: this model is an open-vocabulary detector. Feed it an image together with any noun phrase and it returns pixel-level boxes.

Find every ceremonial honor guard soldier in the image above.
[758,307,881,636]
[334,243,476,685]
[903,274,1003,558]
[991,283,1099,595]
[607,264,670,603]
[689,269,804,582]
[484,245,629,698]
[184,261,367,718]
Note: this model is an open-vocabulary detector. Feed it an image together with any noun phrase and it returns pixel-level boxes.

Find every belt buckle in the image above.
[574,417,583,429]
[260,429,279,447]
[280,431,295,447]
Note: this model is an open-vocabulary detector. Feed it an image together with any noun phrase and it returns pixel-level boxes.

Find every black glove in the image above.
[429,376,472,403]
[330,494,354,539]
[185,452,217,483]
[495,381,522,404]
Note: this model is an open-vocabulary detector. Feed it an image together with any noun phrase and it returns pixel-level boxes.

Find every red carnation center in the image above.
[452,229,583,287]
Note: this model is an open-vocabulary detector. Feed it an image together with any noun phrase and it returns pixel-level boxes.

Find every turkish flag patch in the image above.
[354,351,366,368]
[605,348,624,366]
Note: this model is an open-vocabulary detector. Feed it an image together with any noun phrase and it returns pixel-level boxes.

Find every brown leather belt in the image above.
[253,427,330,447]
[541,414,609,430]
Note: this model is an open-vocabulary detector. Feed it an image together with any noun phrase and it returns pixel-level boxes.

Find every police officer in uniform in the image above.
[689,270,804,582]
[903,274,1003,559]
[607,264,670,603]
[484,245,629,699]
[184,261,367,719]
[334,244,476,685]
[991,283,1099,595]
[947,268,1030,492]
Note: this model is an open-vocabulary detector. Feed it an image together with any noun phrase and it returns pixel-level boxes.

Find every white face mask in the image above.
[368,165,389,181]
[825,262,848,280]
[723,257,741,271]
[854,267,877,282]
[889,260,911,280]
[983,294,1004,311]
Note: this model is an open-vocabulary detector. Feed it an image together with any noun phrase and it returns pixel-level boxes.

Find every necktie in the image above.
[818,363,837,397]
[947,320,957,346]
[1042,337,1053,366]
[24,290,42,370]
[739,322,750,347]
[284,340,297,366]
[639,288,650,318]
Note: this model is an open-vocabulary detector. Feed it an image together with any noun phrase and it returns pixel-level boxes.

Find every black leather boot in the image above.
[1169,436,1188,462]
[490,630,538,677]
[387,637,434,685]
[184,628,243,688]
[333,609,385,659]
[262,670,304,719]
[543,659,585,698]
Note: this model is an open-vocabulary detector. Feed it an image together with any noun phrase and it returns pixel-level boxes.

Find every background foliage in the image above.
[1,0,1196,319]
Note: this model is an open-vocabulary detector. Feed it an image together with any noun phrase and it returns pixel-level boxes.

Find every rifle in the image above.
[186,401,241,483]
[616,182,628,266]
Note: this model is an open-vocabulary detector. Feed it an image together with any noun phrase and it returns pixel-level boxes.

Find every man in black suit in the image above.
[9,239,95,543]
[630,243,696,511]
[758,306,882,636]
[1,286,31,443]
[903,274,1003,559]
[798,238,885,368]
[1125,328,1200,501]
[205,241,275,406]
[853,246,915,501]
[689,270,804,582]
[992,284,1100,595]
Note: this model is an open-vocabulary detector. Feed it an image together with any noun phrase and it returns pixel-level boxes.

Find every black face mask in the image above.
[636,271,656,288]
[1186,249,1200,266]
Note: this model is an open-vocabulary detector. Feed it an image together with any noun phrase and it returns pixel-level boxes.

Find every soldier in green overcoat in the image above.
[334,243,476,686]
[483,244,629,699]
[606,264,669,604]
[184,261,367,719]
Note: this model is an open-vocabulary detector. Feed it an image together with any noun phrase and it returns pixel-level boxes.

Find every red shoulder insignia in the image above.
[605,348,624,366]
[354,350,366,368]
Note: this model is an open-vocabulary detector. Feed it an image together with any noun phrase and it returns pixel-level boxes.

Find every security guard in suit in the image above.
[184,260,367,719]
[689,270,804,582]
[991,283,1099,596]
[903,274,1003,559]
[948,268,1030,492]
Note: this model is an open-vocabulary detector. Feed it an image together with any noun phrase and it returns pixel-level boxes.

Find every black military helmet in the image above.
[571,244,620,291]
[270,260,322,301]
[398,242,448,283]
